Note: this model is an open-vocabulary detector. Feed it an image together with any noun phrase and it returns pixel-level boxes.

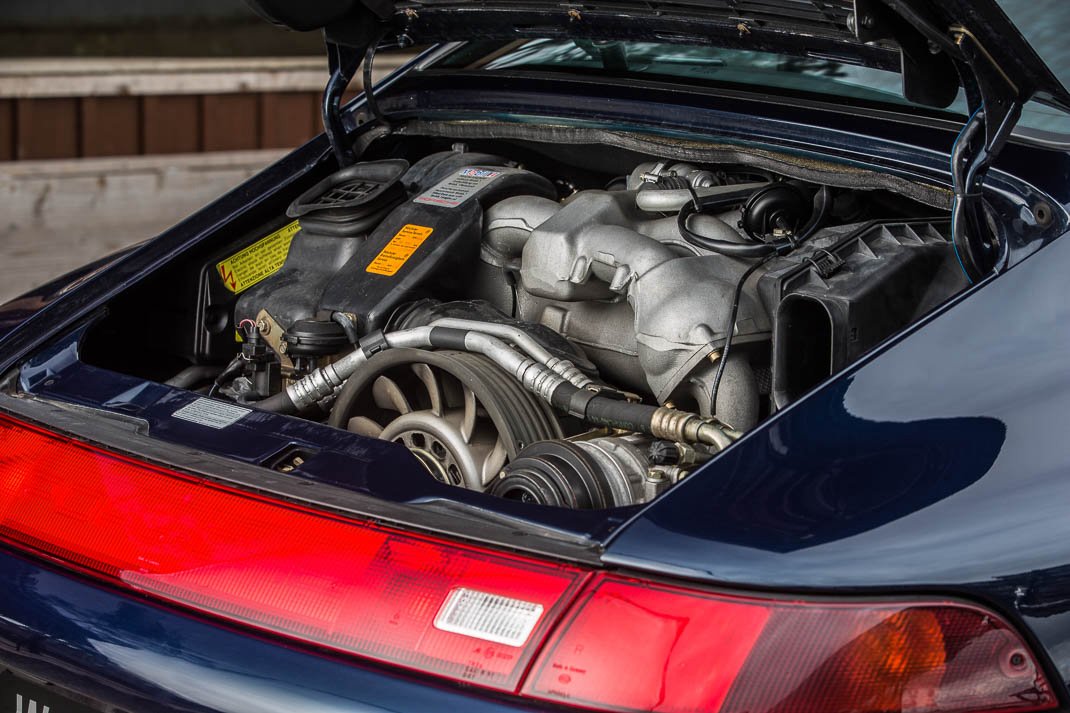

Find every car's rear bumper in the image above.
[0,547,552,713]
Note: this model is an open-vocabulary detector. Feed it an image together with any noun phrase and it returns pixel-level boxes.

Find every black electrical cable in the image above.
[677,184,831,257]
[208,354,245,398]
[322,43,362,167]
[950,100,1021,283]
[706,186,832,416]
[677,189,782,257]
[709,255,774,417]
[950,108,987,283]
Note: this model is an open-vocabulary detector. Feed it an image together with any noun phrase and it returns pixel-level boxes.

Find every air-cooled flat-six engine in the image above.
[199,147,963,508]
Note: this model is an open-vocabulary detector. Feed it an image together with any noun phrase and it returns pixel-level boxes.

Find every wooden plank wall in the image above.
[3,91,331,160]
[0,99,17,161]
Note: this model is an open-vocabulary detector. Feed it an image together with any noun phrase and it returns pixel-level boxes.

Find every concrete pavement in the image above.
[0,149,285,301]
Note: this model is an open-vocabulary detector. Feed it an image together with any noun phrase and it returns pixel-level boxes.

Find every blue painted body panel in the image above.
[604,228,1070,682]
[15,326,631,541]
[2,48,1070,710]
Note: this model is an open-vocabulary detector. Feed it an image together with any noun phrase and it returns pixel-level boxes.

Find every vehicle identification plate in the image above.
[173,398,250,429]
[0,670,98,713]
[366,224,434,276]
[216,220,300,293]
[413,168,502,208]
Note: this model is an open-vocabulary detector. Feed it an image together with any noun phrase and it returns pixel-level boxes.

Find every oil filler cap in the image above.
[282,319,351,357]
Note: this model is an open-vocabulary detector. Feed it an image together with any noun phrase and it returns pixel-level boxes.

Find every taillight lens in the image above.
[523,575,1055,713]
[524,574,769,712]
[0,416,585,690]
[0,415,1056,713]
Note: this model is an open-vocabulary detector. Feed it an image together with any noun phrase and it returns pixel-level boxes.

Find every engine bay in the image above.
[85,140,967,509]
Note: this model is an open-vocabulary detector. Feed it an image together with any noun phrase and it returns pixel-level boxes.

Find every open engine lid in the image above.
[246,0,1070,112]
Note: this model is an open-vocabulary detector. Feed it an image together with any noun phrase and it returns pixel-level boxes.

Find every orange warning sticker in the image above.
[366,224,434,276]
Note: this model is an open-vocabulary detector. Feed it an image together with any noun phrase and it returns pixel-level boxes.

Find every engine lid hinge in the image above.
[320,9,393,168]
[946,27,1022,282]
[951,26,1021,150]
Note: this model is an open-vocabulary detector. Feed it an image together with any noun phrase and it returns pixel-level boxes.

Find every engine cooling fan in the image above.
[328,349,562,491]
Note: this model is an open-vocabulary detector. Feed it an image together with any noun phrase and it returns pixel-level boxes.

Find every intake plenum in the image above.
[484,189,766,425]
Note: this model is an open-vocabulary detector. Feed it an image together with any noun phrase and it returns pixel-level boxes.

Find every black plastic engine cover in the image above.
[318,199,483,331]
[235,159,410,330]
[237,160,556,338]
[758,220,966,406]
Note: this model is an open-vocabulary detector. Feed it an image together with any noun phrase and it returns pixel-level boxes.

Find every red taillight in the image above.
[523,575,770,712]
[0,415,1057,713]
[523,575,1056,713]
[0,416,585,690]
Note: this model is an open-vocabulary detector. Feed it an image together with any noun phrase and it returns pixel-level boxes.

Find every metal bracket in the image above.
[951,26,1021,152]
[851,0,958,108]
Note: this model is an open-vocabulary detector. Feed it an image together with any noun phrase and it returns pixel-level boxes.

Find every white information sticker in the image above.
[173,398,250,429]
[413,168,503,208]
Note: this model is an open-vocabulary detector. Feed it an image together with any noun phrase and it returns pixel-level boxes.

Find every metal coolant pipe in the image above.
[258,326,735,449]
[256,327,433,414]
[634,182,765,213]
[429,318,595,389]
[261,327,564,414]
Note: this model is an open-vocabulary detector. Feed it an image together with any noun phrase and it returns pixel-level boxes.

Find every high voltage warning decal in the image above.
[217,221,300,293]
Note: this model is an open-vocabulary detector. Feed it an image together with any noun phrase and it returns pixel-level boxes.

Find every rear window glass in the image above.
[441,39,931,111]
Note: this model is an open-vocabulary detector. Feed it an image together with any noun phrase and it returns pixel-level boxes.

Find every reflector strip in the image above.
[0,416,585,691]
[434,588,544,646]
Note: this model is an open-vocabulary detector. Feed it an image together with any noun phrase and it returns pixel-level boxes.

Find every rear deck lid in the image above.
[246,0,1070,111]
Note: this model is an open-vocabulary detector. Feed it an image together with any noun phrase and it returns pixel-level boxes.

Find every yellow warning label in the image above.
[366,224,434,276]
[217,220,300,293]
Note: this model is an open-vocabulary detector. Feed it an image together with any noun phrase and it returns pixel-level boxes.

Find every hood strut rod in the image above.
[947,27,1022,284]
[323,41,364,167]
[949,99,1021,283]
[322,28,392,168]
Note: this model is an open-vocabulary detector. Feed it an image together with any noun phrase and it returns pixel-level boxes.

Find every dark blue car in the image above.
[2,1,1070,712]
